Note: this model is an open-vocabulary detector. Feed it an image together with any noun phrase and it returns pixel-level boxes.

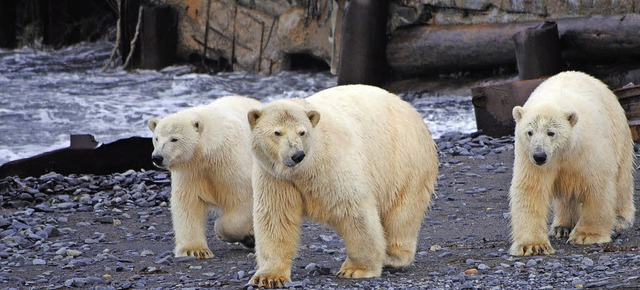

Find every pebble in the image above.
[1,134,637,289]
[32,258,46,265]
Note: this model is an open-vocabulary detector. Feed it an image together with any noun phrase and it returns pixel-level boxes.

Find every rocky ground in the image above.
[1,133,639,290]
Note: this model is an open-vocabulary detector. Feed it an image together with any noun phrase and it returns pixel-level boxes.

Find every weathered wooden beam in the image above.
[42,0,72,48]
[120,0,142,68]
[140,5,177,70]
[388,14,640,77]
[0,0,17,49]
[513,21,563,80]
[337,0,388,86]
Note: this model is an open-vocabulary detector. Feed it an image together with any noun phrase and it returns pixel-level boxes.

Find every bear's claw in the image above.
[240,235,255,249]
[510,242,555,256]
[249,274,288,288]
[551,226,573,238]
[182,248,213,259]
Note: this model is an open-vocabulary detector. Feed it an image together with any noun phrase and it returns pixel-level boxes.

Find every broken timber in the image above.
[387,14,640,77]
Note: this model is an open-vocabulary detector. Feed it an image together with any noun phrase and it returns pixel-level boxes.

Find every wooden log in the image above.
[140,5,177,70]
[0,0,17,49]
[337,0,388,86]
[387,14,640,77]
[513,21,563,80]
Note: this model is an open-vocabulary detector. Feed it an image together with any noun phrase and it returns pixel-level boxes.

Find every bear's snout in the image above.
[152,154,165,167]
[532,152,547,165]
[291,150,306,164]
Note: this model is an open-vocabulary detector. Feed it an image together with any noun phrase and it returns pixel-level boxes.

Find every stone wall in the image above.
[165,0,639,75]
[165,0,343,74]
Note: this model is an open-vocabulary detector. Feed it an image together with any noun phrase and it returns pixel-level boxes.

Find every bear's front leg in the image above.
[249,172,303,288]
[509,173,555,256]
[568,181,615,245]
[334,200,385,278]
[170,189,213,259]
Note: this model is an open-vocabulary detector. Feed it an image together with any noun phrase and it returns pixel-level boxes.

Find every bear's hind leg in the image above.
[214,204,254,248]
[568,181,615,245]
[382,184,431,268]
[550,195,580,239]
[614,166,635,231]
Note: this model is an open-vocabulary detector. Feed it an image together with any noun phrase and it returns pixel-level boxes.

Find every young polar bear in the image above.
[147,96,261,258]
[509,71,636,256]
[247,85,439,288]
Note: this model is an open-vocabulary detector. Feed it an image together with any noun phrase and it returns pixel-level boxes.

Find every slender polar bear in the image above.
[147,96,261,258]
[247,84,439,288]
[509,71,636,256]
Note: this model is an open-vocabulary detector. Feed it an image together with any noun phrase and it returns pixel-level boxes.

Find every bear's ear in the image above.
[307,110,320,128]
[512,106,524,123]
[566,111,578,127]
[147,118,159,132]
[192,120,203,132]
[248,109,262,129]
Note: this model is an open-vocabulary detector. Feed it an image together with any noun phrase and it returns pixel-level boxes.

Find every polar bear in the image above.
[509,71,636,256]
[246,85,439,288]
[147,96,261,258]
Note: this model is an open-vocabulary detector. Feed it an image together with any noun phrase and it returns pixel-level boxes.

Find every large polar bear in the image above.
[246,85,439,288]
[147,96,261,258]
[509,71,636,256]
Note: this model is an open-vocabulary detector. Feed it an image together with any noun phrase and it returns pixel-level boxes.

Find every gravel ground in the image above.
[1,133,639,289]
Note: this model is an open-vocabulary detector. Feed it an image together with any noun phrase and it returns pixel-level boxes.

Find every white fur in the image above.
[247,85,439,287]
[148,96,261,258]
[509,71,636,256]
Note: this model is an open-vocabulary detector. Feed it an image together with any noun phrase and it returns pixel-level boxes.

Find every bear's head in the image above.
[247,101,320,177]
[147,116,203,169]
[512,104,578,166]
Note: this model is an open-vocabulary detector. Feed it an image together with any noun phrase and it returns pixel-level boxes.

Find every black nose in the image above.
[291,150,306,164]
[533,152,547,165]
[151,154,164,166]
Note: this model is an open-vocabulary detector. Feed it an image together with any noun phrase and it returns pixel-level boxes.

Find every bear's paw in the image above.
[568,230,611,245]
[249,273,290,288]
[509,242,555,256]
[178,248,214,259]
[337,266,380,279]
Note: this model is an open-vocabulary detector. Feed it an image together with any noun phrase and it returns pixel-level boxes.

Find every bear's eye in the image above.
[547,131,555,137]
[170,138,179,142]
[155,137,158,141]
[299,131,306,136]
[274,131,282,137]
[527,131,533,137]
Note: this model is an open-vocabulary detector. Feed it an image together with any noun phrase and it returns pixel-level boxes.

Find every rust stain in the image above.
[184,0,201,21]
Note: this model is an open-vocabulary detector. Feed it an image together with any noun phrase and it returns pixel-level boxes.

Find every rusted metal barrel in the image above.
[470,78,546,137]
[614,85,640,143]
